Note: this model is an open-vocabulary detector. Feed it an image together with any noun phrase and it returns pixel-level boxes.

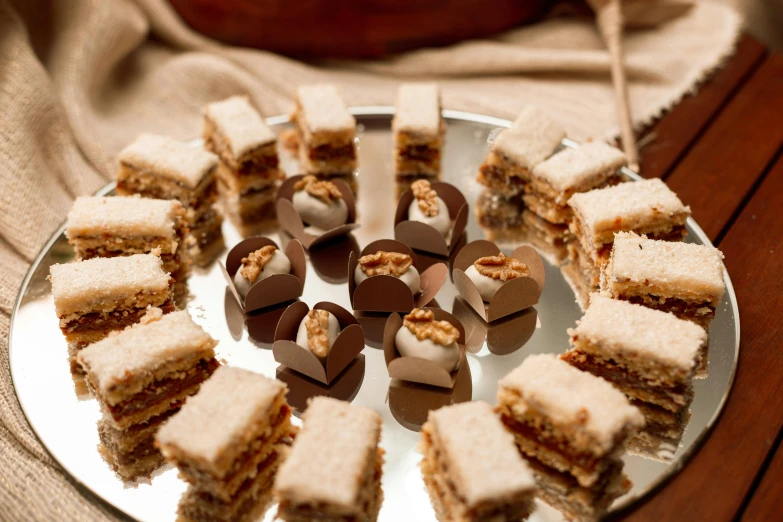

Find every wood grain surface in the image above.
[624,39,783,521]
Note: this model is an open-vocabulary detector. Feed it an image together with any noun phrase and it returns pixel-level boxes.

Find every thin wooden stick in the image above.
[596,0,640,171]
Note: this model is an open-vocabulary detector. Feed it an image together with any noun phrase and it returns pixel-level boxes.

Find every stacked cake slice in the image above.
[49,253,175,376]
[157,366,295,522]
[392,83,445,179]
[205,96,284,232]
[563,295,706,411]
[497,354,644,488]
[420,401,536,522]
[117,133,223,261]
[527,141,626,226]
[292,84,357,180]
[275,397,384,522]
[66,195,189,301]
[603,232,726,329]
[77,309,219,480]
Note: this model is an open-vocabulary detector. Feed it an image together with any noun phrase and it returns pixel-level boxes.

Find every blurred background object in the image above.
[167,0,782,57]
[167,0,554,58]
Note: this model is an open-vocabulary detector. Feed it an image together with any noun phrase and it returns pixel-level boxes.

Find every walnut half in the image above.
[294,175,342,204]
[411,179,439,217]
[304,309,331,358]
[403,308,460,346]
[239,245,277,284]
[359,251,412,277]
[474,253,529,281]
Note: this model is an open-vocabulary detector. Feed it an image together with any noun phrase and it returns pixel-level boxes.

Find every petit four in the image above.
[562,295,706,412]
[204,96,284,230]
[407,179,450,237]
[420,401,535,522]
[232,245,292,298]
[392,83,445,178]
[497,354,644,487]
[49,253,174,375]
[395,308,460,372]
[354,251,421,294]
[116,134,223,257]
[464,252,529,302]
[476,106,565,197]
[157,366,295,521]
[292,175,349,231]
[295,309,340,361]
[527,141,626,225]
[275,397,384,522]
[65,196,188,278]
[78,309,219,479]
[78,308,218,430]
[603,232,726,328]
[292,84,357,176]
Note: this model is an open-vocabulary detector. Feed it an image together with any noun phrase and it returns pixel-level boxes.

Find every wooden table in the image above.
[622,35,783,521]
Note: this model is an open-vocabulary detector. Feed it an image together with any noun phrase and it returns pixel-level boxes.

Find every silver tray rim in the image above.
[8,106,740,518]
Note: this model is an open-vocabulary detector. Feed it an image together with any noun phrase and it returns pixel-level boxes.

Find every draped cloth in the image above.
[0,0,740,519]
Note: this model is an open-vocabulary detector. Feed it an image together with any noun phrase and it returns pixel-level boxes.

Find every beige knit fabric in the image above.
[0,0,739,519]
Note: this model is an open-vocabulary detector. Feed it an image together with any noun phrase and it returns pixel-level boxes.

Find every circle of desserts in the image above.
[354,250,421,294]
[394,308,460,372]
[407,179,451,237]
[295,309,340,361]
[233,245,292,298]
[292,175,349,231]
[465,252,529,302]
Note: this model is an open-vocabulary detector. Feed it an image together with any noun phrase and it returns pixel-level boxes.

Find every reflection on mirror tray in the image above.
[529,457,631,522]
[276,354,365,416]
[307,234,361,284]
[387,360,472,432]
[245,302,292,349]
[627,400,691,462]
[451,296,538,355]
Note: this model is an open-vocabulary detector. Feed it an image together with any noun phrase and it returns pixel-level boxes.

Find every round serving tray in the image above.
[9,107,739,522]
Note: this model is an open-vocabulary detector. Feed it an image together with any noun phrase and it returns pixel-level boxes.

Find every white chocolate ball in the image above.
[293,190,349,231]
[354,264,421,294]
[407,197,451,237]
[394,325,460,372]
[295,311,340,360]
[464,264,504,302]
[233,250,292,299]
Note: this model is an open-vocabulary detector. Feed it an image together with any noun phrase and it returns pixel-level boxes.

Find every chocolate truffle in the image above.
[233,245,291,298]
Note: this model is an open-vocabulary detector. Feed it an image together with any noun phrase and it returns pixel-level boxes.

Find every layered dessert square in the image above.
[292,84,357,176]
[78,309,217,479]
[392,83,445,178]
[496,354,644,487]
[78,308,219,430]
[527,141,626,225]
[603,232,726,328]
[475,106,565,197]
[49,253,174,374]
[562,295,706,412]
[65,195,189,285]
[420,401,535,522]
[204,96,284,230]
[568,178,690,268]
[116,133,223,259]
[275,397,383,522]
[157,366,295,522]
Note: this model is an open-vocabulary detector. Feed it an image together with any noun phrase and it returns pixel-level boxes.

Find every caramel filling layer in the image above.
[308,143,356,161]
[107,358,219,421]
[500,414,602,473]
